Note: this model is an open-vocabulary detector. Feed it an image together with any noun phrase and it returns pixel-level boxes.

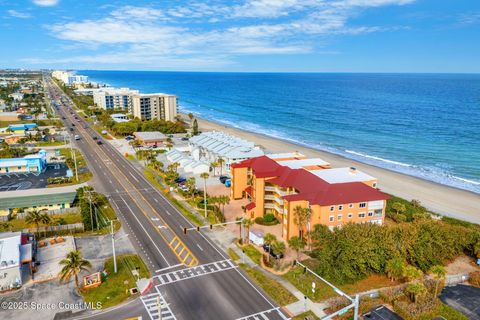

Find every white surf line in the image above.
[119,195,170,267]
[155,263,184,274]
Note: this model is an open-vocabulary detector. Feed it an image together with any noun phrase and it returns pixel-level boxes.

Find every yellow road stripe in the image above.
[58,95,198,267]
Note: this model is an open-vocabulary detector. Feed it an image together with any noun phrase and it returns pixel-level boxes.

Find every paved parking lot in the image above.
[0,164,68,191]
[440,284,480,320]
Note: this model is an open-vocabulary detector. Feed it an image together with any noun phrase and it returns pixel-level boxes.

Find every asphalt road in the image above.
[46,76,289,320]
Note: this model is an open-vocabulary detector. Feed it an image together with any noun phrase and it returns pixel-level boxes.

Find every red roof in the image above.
[245,202,256,211]
[234,156,388,206]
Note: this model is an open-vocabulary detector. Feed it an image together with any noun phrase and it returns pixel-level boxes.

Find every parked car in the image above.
[74,134,80,140]
[92,136,98,140]
[175,177,187,184]
[125,135,135,141]
[219,176,230,184]
[96,140,103,145]
[225,179,232,187]
[181,137,189,141]
[262,244,284,259]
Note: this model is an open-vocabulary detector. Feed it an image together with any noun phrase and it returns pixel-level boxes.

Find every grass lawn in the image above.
[237,244,262,265]
[82,254,150,309]
[228,248,240,261]
[8,212,82,231]
[36,140,66,147]
[240,263,297,306]
[54,148,92,185]
[143,168,203,226]
[292,311,319,320]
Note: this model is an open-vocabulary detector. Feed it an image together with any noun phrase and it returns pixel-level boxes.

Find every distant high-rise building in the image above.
[93,88,139,111]
[51,70,89,85]
[131,93,177,122]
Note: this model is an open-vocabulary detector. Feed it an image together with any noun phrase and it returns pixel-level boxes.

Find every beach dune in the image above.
[192,115,480,224]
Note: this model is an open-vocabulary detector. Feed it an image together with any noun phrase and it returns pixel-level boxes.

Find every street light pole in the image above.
[111,220,117,273]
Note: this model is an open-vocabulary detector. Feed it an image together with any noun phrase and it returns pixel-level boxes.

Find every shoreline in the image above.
[182,113,480,224]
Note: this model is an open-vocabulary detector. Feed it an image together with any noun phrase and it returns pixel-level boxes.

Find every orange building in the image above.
[231,154,388,241]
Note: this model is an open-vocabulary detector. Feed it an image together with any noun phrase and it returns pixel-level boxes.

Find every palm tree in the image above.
[272,240,286,260]
[242,218,254,244]
[210,161,219,177]
[219,195,230,217]
[288,236,306,260]
[263,233,277,262]
[40,213,52,238]
[429,265,446,297]
[25,209,46,236]
[185,177,196,199]
[403,265,423,282]
[405,282,427,303]
[200,172,209,218]
[293,206,312,243]
[385,256,405,282]
[58,250,92,289]
[217,158,225,176]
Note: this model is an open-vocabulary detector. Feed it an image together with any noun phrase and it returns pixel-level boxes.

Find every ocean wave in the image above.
[180,106,480,194]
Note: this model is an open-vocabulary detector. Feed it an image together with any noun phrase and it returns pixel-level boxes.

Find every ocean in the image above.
[79,71,480,194]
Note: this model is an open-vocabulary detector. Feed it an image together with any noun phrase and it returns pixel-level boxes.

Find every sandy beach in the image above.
[187,114,480,224]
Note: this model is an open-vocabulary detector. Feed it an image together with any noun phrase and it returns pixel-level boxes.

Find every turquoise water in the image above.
[80,71,480,193]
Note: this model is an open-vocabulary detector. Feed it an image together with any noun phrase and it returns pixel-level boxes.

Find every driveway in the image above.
[440,284,480,320]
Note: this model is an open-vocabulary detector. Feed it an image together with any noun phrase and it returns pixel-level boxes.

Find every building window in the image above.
[359,202,366,208]
[368,212,373,217]
[329,216,334,222]
[373,183,377,188]
[359,213,366,218]
[329,206,334,211]
[348,213,353,218]
[337,215,342,221]
[338,205,343,211]
[349,203,353,208]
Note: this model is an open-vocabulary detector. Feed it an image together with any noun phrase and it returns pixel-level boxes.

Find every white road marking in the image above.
[154,198,159,203]
[119,195,170,266]
[129,172,139,182]
[196,244,203,251]
[155,259,236,286]
[235,307,288,320]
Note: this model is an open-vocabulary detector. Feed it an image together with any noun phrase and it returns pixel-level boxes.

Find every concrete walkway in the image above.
[207,227,328,318]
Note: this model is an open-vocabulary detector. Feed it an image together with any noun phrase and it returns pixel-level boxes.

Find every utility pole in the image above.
[86,190,94,232]
[111,220,117,273]
[157,296,162,320]
[353,294,360,320]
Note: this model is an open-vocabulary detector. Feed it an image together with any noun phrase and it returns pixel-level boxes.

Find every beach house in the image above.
[231,155,388,241]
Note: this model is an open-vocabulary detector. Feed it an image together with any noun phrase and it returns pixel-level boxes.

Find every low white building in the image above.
[111,113,129,123]
[0,232,32,292]
[165,149,209,174]
[188,131,264,172]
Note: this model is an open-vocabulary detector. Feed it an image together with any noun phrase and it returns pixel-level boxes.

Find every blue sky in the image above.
[1,0,479,72]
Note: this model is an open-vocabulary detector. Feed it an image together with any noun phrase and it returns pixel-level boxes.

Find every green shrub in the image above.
[255,213,279,226]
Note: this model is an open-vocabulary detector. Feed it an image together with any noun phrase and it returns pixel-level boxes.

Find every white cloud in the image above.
[37,0,415,68]
[33,0,60,6]
[7,10,31,19]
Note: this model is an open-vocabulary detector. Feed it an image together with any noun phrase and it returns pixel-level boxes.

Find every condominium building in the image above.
[131,93,177,122]
[52,71,88,85]
[93,88,139,111]
[231,155,388,240]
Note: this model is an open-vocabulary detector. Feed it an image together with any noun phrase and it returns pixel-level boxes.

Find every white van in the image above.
[74,134,80,140]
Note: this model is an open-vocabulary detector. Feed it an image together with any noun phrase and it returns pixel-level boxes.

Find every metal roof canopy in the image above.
[0,192,77,210]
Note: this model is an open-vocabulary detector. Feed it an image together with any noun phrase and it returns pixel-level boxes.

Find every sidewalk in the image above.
[207,228,328,318]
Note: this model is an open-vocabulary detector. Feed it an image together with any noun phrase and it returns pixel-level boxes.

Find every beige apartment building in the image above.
[131,93,177,122]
